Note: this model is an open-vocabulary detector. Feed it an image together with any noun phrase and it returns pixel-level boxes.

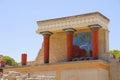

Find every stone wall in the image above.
[109,55,120,80]
[35,32,67,64]
[34,29,109,64]
[99,53,120,80]
[61,69,109,80]
[3,60,110,80]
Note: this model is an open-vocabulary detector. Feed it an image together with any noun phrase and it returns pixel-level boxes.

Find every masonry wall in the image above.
[108,55,120,80]
[35,29,109,64]
[98,53,120,80]
[35,32,67,64]
[99,29,109,56]
[61,69,109,80]
[3,60,110,80]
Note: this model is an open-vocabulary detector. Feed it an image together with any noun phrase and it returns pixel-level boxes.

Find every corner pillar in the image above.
[88,24,102,59]
[40,31,53,64]
[63,28,76,61]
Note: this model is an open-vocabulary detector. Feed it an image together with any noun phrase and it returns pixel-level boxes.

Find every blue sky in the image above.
[0,0,120,62]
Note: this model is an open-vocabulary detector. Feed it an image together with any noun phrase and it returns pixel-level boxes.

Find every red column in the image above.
[89,24,101,59]
[44,35,50,63]
[41,31,53,64]
[92,29,99,58]
[63,28,76,61]
[21,53,27,65]
[0,61,6,67]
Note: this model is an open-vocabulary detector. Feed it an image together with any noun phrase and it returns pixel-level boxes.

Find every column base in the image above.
[22,63,26,66]
[67,59,72,62]
[92,57,98,60]
[44,61,49,64]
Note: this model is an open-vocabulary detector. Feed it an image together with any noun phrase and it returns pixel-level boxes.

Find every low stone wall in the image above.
[109,55,120,80]
[3,60,110,80]
[99,53,120,80]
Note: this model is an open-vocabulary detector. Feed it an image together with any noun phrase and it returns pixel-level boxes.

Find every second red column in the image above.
[63,28,76,61]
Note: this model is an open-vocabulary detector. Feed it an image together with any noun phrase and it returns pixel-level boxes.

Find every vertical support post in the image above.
[40,31,53,64]
[88,24,102,59]
[63,28,76,61]
[21,53,27,65]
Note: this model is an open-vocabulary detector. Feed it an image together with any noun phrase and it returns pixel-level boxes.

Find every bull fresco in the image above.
[73,32,92,59]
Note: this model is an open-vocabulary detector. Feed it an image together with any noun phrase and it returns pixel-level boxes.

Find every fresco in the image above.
[73,32,92,58]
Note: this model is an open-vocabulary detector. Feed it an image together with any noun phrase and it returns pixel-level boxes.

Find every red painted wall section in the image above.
[72,45,86,58]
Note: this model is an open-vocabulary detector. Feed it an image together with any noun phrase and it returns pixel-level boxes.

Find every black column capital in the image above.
[40,31,53,36]
[63,28,76,34]
[88,24,102,30]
